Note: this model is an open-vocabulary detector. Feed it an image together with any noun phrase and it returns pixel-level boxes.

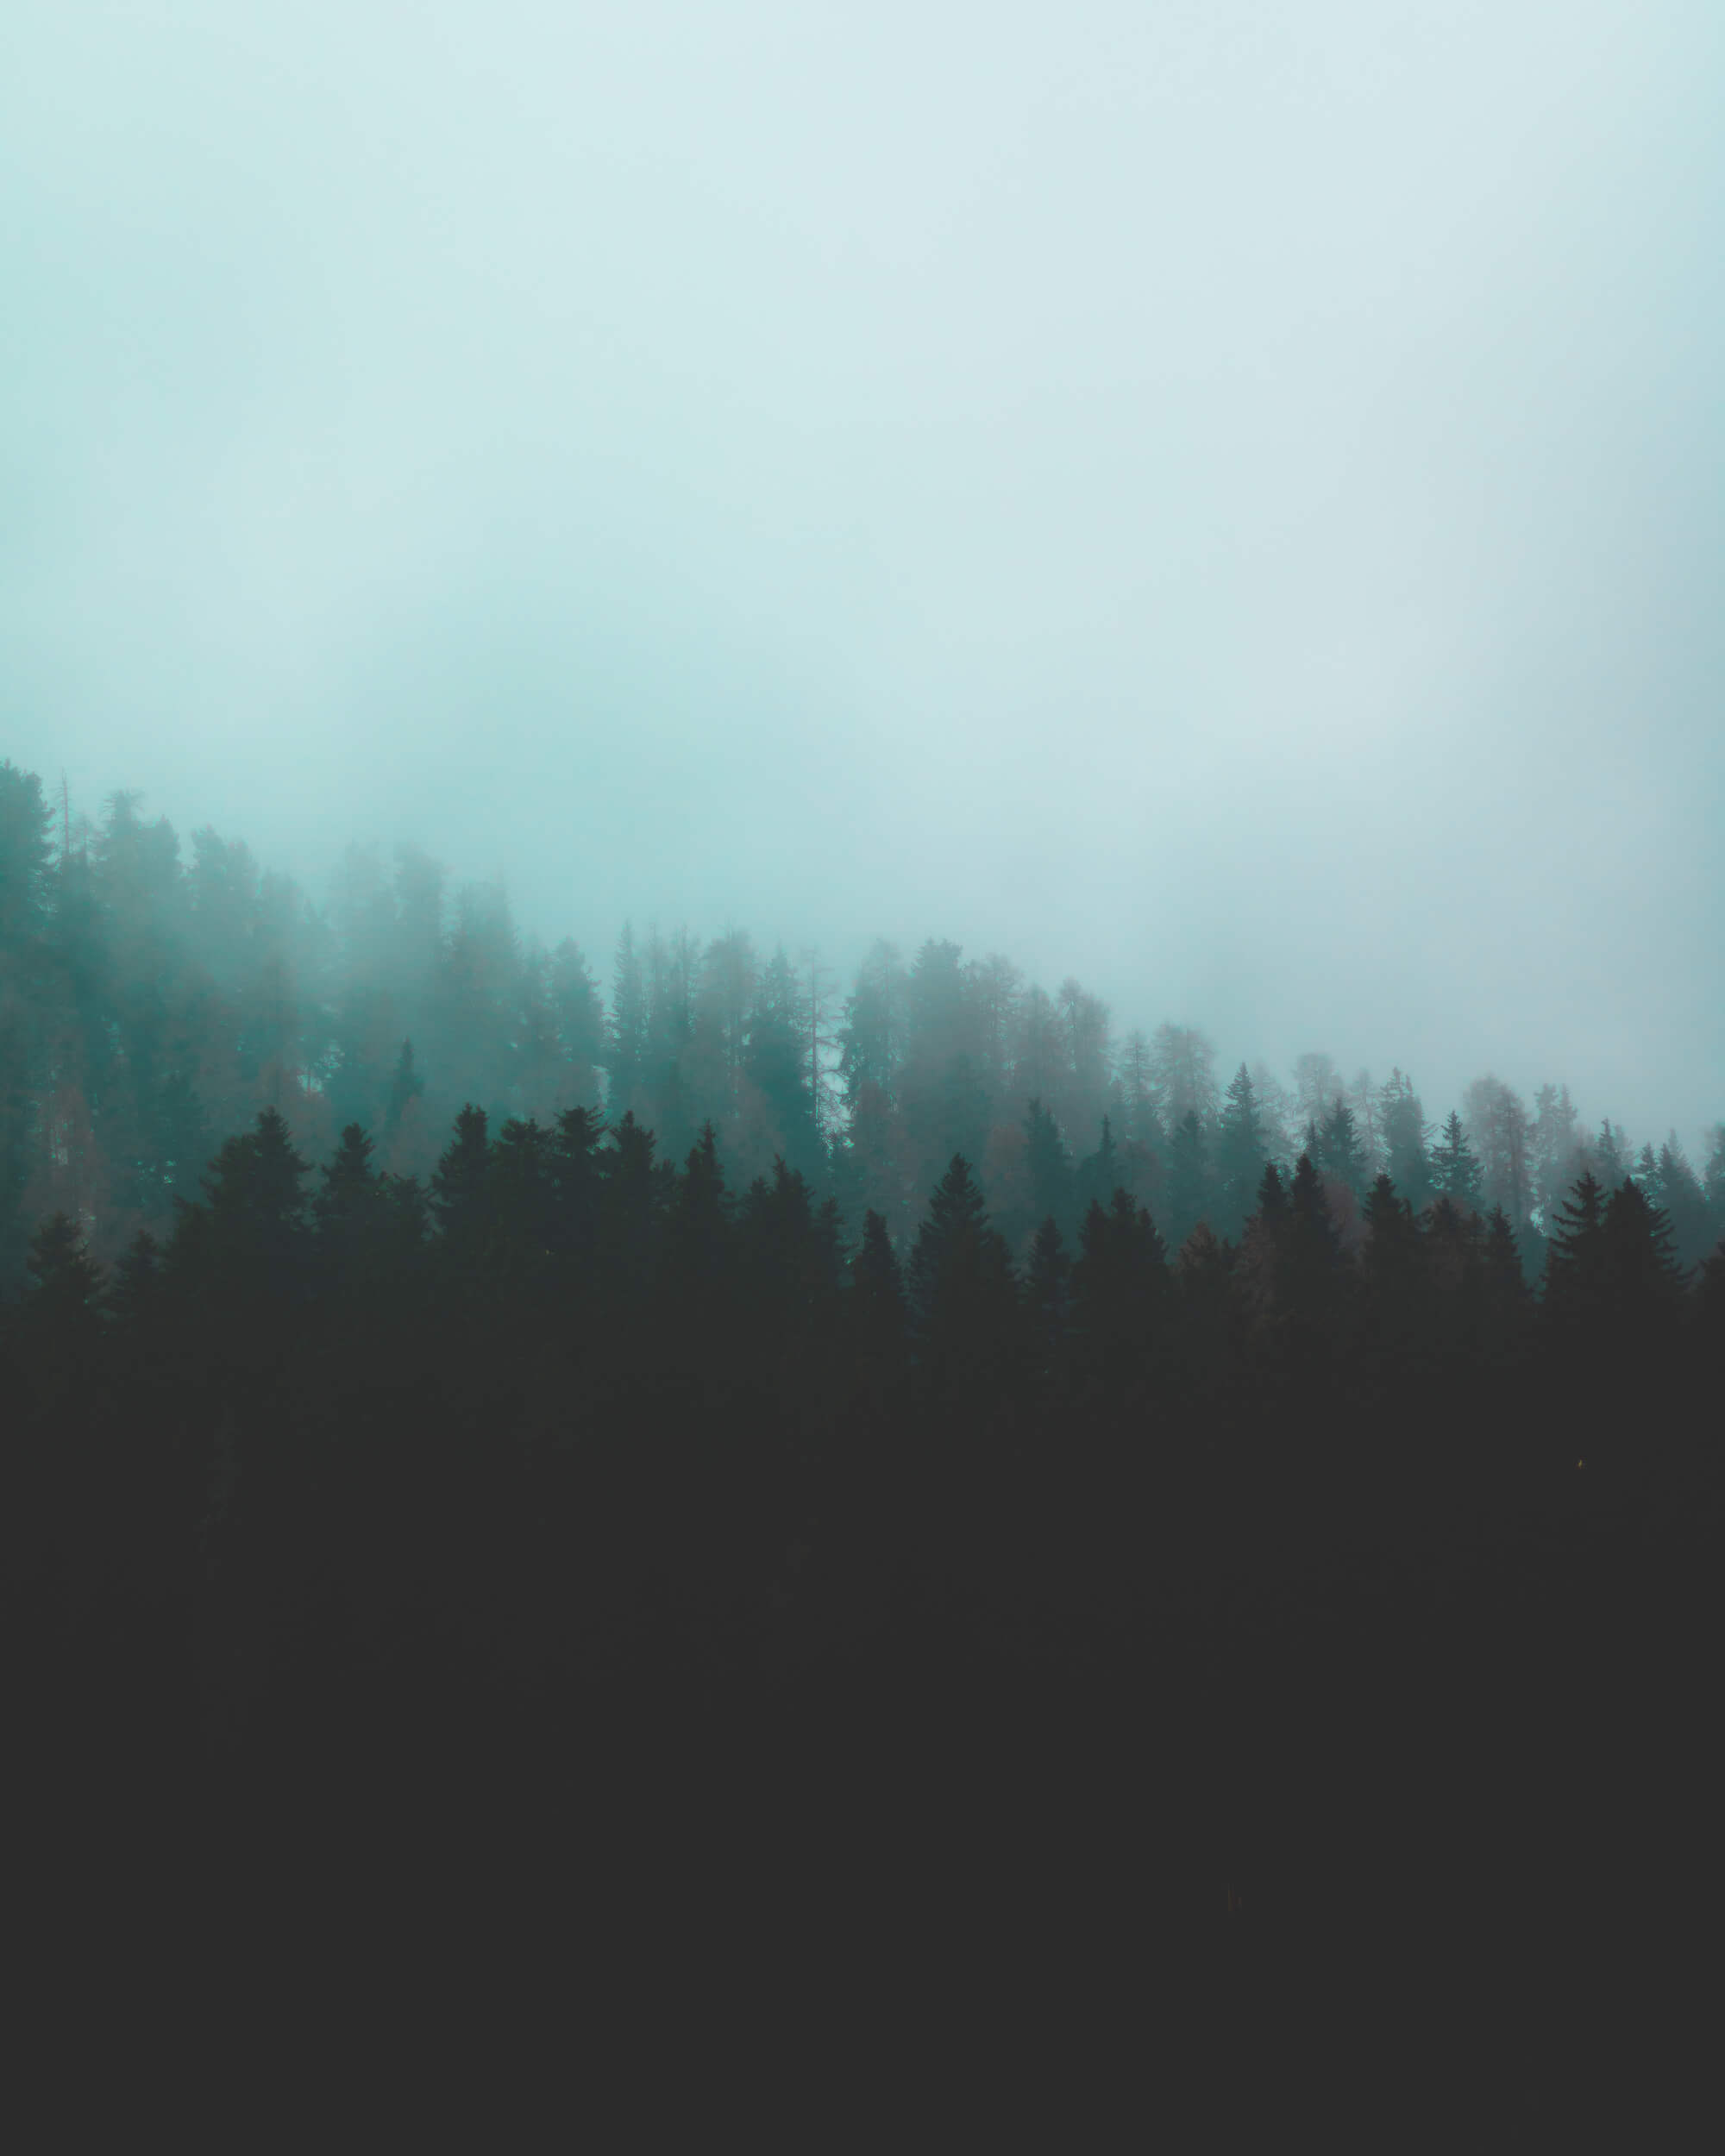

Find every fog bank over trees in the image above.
[3,758,1721,1289]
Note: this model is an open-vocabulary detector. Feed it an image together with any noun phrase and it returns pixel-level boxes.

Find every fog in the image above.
[5,1,1722,1150]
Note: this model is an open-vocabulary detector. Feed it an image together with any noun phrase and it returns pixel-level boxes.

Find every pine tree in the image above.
[549,939,606,1098]
[491,1117,555,1294]
[1023,1097,1075,1242]
[1214,1064,1269,1239]
[546,1105,606,1279]
[1282,1152,1347,1346]
[905,1154,1019,1414]
[204,1107,313,1285]
[1378,1069,1432,1213]
[606,923,648,1116]
[1114,1029,1168,1163]
[381,1040,423,1141]
[1315,1098,1367,1200]
[106,1227,162,1333]
[1069,1187,1169,1403]
[430,1106,494,1279]
[665,1123,732,1300]
[848,1208,909,1411]
[837,941,906,1112]
[1702,1125,1725,1248]
[743,948,825,1187]
[596,1110,662,1301]
[315,1123,387,1294]
[0,758,55,941]
[13,1211,107,1414]
[1022,1215,1071,1400]
[1594,1119,1631,1192]
[1150,1025,1218,1125]
[1431,1112,1483,1210]
[1072,1113,1123,1226]
[1654,1137,1711,1271]
[1229,1163,1289,1345]
[1173,1218,1235,1403]
[1542,1170,1609,1327]
[1164,1110,1210,1251]
[1358,1169,1428,1416]
[1479,1206,1533,1347]
[1462,1076,1534,1228]
[1603,1178,1690,1310]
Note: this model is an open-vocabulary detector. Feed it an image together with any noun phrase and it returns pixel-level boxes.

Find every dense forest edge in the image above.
[4,759,1722,2124]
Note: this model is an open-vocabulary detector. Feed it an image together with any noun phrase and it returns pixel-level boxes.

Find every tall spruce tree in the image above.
[1215,1064,1269,1239]
[1023,1097,1075,1243]
[1164,1111,1211,1251]
[1022,1216,1072,1402]
[1378,1069,1432,1213]
[848,1207,909,1413]
[1069,1188,1169,1404]
[1542,1170,1609,1329]
[1315,1097,1367,1200]
[1431,1112,1484,1210]
[905,1155,1019,1418]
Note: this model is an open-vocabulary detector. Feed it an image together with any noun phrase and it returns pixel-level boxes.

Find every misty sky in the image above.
[5,3,1722,1150]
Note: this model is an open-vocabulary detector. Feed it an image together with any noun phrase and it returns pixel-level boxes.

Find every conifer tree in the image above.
[837,941,906,1112]
[549,940,606,1089]
[12,1211,107,1414]
[1315,1098,1367,1200]
[1594,1119,1631,1193]
[1173,1218,1235,1401]
[606,924,649,1116]
[665,1123,732,1299]
[1542,1170,1609,1328]
[1703,1125,1725,1249]
[1431,1112,1483,1210]
[848,1208,909,1411]
[905,1155,1019,1416]
[1603,1178,1690,1311]
[1022,1097,1075,1243]
[1282,1152,1348,1346]
[1378,1069,1432,1213]
[104,1228,176,1433]
[315,1124,388,1295]
[1653,1137,1711,1271]
[743,949,825,1187]
[1023,1216,1072,1401]
[0,757,56,947]
[1478,1205,1534,1354]
[490,1117,555,1294]
[1230,1163,1289,1346]
[203,1106,314,1290]
[546,1105,606,1279]
[1164,1111,1211,1251]
[106,1226,161,1333]
[430,1106,494,1280]
[381,1040,424,1141]
[1214,1064,1269,1239]
[1070,1187,1169,1403]
[1072,1113,1123,1226]
[596,1110,662,1302]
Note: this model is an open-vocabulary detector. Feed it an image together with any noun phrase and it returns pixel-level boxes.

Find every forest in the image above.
[4,755,1722,2128]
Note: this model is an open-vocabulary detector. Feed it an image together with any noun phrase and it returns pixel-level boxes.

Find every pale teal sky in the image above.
[4,3,1722,1149]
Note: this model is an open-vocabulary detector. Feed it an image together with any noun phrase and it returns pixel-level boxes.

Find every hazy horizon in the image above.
[7,3,1722,1159]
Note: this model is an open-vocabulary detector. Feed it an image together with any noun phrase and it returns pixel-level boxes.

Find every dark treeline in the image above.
[5,756,1722,2126]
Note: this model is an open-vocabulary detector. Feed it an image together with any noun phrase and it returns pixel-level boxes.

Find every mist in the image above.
[5,1,1722,1151]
